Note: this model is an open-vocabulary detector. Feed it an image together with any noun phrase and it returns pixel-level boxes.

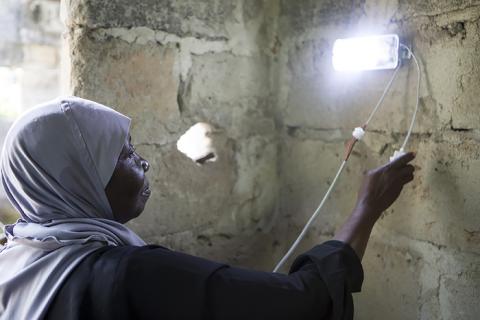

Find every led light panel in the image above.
[332,34,400,71]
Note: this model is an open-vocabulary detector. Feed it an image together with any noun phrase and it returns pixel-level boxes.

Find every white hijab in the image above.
[0,96,146,320]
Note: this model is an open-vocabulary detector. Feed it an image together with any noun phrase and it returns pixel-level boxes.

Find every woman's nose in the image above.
[141,159,150,172]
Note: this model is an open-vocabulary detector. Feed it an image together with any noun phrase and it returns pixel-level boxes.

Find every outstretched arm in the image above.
[334,152,416,260]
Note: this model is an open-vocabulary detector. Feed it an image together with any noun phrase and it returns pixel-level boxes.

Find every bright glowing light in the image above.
[332,34,399,71]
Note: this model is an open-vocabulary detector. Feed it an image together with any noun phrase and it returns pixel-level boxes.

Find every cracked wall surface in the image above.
[62,0,280,268]
[63,0,480,319]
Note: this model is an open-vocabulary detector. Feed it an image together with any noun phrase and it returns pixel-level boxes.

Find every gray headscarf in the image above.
[0,96,146,320]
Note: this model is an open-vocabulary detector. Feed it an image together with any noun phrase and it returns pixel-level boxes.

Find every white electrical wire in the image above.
[399,44,421,150]
[273,43,421,273]
[273,160,347,273]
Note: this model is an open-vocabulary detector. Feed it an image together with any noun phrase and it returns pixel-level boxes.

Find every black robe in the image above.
[46,240,363,320]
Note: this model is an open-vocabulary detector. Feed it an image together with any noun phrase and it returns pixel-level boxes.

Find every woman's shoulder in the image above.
[94,244,171,263]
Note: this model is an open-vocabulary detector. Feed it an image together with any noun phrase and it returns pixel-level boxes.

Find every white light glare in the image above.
[332,34,399,71]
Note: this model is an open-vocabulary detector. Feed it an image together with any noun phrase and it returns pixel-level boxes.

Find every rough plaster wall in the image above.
[63,0,480,318]
[62,0,280,268]
[274,0,480,319]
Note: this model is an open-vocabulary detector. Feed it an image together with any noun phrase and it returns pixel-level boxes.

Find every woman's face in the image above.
[105,135,150,223]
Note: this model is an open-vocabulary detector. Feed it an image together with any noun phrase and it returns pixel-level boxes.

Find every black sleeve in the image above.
[125,241,362,320]
[122,245,226,320]
[205,240,363,320]
[289,240,364,320]
[205,260,331,319]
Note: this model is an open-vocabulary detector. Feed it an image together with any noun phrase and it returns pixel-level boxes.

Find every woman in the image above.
[0,97,415,320]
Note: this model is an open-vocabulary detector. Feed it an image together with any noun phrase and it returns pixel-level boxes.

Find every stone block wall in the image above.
[273,1,480,319]
[62,0,280,268]
[62,0,480,318]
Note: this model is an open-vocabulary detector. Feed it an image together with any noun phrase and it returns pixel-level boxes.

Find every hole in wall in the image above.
[176,122,218,165]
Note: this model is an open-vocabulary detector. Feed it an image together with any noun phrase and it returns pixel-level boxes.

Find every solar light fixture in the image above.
[274,35,421,273]
[332,34,400,71]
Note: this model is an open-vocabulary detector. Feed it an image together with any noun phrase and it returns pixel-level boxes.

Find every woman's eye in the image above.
[128,146,136,156]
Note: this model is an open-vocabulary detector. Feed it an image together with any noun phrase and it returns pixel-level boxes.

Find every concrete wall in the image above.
[63,0,480,319]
